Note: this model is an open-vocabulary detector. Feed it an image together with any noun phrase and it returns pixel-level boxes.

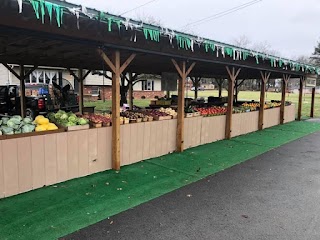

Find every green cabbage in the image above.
[78,118,88,125]
[1,126,14,135]
[54,112,62,119]
[7,120,18,129]
[60,113,68,120]
[66,122,77,127]
[68,116,78,123]
[47,113,55,122]
[23,117,33,124]
[2,117,9,125]
[10,117,22,125]
[22,124,35,133]
[0,120,2,126]
[15,129,22,134]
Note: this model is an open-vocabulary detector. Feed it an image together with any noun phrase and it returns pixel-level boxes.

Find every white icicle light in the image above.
[17,0,22,13]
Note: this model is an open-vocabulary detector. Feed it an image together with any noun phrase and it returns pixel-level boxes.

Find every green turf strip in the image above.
[1,121,320,240]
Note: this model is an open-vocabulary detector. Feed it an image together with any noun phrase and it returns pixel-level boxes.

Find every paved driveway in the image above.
[63,132,320,240]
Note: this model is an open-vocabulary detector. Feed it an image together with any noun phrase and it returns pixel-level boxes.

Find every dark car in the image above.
[0,82,79,118]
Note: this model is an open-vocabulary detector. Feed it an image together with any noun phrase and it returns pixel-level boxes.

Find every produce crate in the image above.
[120,119,124,125]
[193,112,201,117]
[65,124,90,132]
[172,115,177,119]
[147,116,154,122]
[153,115,172,121]
[142,117,148,122]
[90,122,102,128]
[124,118,130,124]
[185,113,194,118]
[102,122,111,127]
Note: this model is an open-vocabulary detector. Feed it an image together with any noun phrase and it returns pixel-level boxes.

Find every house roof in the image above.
[0,0,318,79]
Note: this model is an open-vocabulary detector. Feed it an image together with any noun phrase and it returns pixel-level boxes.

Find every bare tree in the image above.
[252,41,281,56]
[190,76,201,99]
[215,79,226,98]
[135,12,162,26]
[232,35,251,48]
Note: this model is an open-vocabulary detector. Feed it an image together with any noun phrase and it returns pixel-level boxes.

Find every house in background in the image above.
[0,64,164,100]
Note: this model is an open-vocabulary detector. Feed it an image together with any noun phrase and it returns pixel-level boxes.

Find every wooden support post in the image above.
[78,69,84,114]
[259,71,271,130]
[225,66,241,139]
[298,76,305,121]
[280,74,290,124]
[128,76,133,110]
[310,87,315,118]
[172,59,196,152]
[19,65,26,118]
[98,49,136,170]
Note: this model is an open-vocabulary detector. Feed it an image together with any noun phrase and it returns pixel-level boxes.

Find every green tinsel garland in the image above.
[176,35,192,50]
[107,17,121,31]
[224,47,233,58]
[204,41,215,53]
[143,28,160,42]
[29,0,63,27]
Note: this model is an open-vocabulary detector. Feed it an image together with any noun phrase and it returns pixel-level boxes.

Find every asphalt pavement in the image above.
[62,132,320,240]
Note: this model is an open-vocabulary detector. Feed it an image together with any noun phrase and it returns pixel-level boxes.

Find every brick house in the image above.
[0,64,165,100]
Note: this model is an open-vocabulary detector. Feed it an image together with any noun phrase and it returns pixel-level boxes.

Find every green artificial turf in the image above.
[1,121,320,240]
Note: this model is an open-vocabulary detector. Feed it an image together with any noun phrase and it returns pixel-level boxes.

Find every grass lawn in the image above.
[84,90,320,118]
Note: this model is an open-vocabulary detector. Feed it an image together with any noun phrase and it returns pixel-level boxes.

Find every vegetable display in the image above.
[195,107,227,117]
[34,115,58,131]
[0,115,36,135]
[83,114,111,125]
[159,108,177,117]
[48,110,89,127]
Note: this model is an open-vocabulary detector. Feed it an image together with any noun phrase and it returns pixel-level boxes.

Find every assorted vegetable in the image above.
[48,110,89,127]
[0,115,36,135]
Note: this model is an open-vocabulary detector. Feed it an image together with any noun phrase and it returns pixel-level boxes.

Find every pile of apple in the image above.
[145,109,170,117]
[195,107,227,117]
[83,114,111,124]
[242,102,260,111]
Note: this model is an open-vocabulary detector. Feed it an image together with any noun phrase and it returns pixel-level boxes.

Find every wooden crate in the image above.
[66,124,90,132]
[185,113,193,118]
[90,122,102,128]
[193,112,201,117]
[153,115,172,121]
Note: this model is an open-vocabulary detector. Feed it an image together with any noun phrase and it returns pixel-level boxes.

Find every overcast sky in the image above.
[67,0,320,59]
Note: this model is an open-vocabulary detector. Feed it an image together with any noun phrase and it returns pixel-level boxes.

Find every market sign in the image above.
[305,74,317,87]
[161,72,178,91]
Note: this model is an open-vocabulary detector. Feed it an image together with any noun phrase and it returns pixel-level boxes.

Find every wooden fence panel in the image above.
[231,114,242,138]
[200,117,209,144]
[56,132,68,183]
[167,119,177,153]
[161,120,169,155]
[88,129,98,174]
[105,127,112,170]
[129,123,138,165]
[3,139,19,197]
[78,130,89,177]
[121,124,131,166]
[44,134,58,186]
[284,105,295,123]
[67,131,79,179]
[142,122,151,159]
[31,135,45,189]
[136,123,145,163]
[0,141,4,198]
[149,121,158,159]
[264,108,280,129]
[17,137,32,194]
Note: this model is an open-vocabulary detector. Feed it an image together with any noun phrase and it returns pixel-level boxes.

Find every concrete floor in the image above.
[63,132,320,240]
